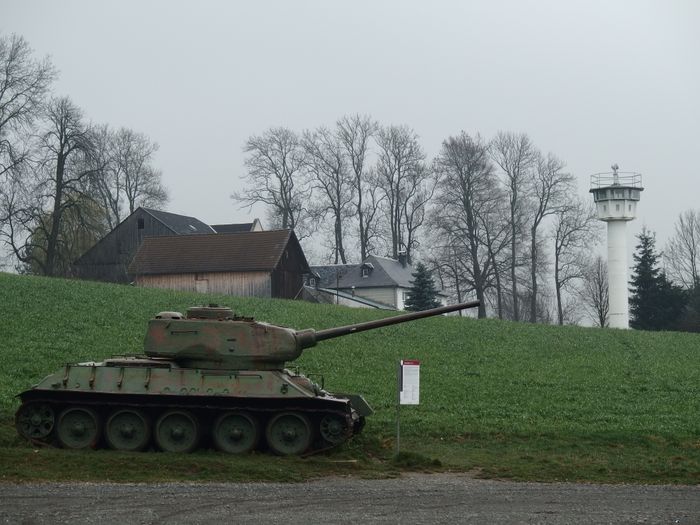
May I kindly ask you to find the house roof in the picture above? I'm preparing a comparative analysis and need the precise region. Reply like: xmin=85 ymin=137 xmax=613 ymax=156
xmin=143 ymin=208 xmax=215 ymax=235
xmin=210 ymin=218 xmax=262 ymax=233
xmin=312 ymin=255 xmax=416 ymax=289
xmin=129 ymin=230 xmax=308 ymax=275
xmin=210 ymin=223 xmax=255 ymax=233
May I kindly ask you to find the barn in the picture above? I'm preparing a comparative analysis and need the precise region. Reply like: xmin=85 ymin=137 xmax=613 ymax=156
xmin=128 ymin=230 xmax=309 ymax=299
xmin=72 ymin=207 xmax=262 ymax=283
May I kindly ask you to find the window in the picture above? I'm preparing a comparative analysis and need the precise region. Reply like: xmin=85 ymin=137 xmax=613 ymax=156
xmin=361 ymin=268 xmax=369 ymax=278
xmin=137 ymin=218 xmax=144 ymax=229
xmin=309 ymin=277 xmax=316 ymax=286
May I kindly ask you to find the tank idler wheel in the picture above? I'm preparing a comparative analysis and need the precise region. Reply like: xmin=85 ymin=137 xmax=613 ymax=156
xmin=265 ymin=412 xmax=312 ymax=456
xmin=319 ymin=414 xmax=348 ymax=445
xmin=155 ymin=410 xmax=199 ymax=453
xmin=16 ymin=402 xmax=55 ymax=441
xmin=213 ymin=412 xmax=259 ymax=454
xmin=106 ymin=409 xmax=151 ymax=452
xmin=56 ymin=407 xmax=101 ymax=449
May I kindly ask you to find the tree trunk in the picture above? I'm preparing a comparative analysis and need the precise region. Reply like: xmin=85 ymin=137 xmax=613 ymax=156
xmin=511 ymin=221 xmax=519 ymax=321
xmin=530 ymin=227 xmax=538 ymax=322
xmin=358 ymin=200 xmax=366 ymax=261
xmin=334 ymin=215 xmax=346 ymax=264
xmin=45 ymin=152 xmax=66 ymax=276
xmin=554 ymin=250 xmax=563 ymax=325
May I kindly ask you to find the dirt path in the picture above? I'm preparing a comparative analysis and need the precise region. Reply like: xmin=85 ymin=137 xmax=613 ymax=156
xmin=1 ymin=474 xmax=698 ymax=524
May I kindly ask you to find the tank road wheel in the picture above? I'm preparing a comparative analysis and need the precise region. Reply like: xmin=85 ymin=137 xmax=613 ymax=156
xmin=265 ymin=412 xmax=312 ymax=456
xmin=212 ymin=412 xmax=259 ymax=454
xmin=106 ymin=409 xmax=151 ymax=452
xmin=56 ymin=407 xmax=100 ymax=449
xmin=319 ymin=414 xmax=348 ymax=446
xmin=155 ymin=410 xmax=199 ymax=453
xmin=16 ymin=402 xmax=55 ymax=441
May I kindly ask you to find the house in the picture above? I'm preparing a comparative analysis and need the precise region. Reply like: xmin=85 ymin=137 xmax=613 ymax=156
xmin=128 ymin=229 xmax=309 ymax=299
xmin=72 ymin=207 xmax=261 ymax=283
xmin=307 ymin=254 xmax=447 ymax=310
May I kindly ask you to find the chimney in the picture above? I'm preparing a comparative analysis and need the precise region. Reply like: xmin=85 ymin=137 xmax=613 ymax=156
xmin=398 ymin=250 xmax=407 ymax=268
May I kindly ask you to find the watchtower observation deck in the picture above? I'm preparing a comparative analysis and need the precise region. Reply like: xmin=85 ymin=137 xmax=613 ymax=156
xmin=589 ymin=171 xmax=643 ymax=221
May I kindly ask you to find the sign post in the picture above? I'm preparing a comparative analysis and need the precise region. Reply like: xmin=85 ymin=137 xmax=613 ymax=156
xmin=396 ymin=359 xmax=420 ymax=455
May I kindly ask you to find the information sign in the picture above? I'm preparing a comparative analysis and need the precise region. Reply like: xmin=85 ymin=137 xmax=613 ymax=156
xmin=399 ymin=359 xmax=420 ymax=405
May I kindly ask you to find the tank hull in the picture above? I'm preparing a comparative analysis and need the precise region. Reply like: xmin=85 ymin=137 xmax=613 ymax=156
xmin=16 ymin=357 xmax=371 ymax=455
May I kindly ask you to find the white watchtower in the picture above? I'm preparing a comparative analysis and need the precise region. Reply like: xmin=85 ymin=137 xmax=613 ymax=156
xmin=589 ymin=165 xmax=643 ymax=329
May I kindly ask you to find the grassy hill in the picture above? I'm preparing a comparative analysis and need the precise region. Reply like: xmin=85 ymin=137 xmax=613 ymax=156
xmin=1 ymin=272 xmax=699 ymax=483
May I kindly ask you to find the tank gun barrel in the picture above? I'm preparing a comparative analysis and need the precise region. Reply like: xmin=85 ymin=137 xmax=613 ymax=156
xmin=301 ymin=300 xmax=480 ymax=347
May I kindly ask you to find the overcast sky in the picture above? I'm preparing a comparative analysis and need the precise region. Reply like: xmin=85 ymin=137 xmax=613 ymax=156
xmin=3 ymin=0 xmax=699 ymax=257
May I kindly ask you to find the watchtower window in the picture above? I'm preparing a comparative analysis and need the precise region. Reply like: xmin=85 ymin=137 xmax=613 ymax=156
xmin=137 ymin=218 xmax=145 ymax=229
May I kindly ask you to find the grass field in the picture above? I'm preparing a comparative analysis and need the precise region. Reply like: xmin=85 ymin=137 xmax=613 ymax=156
xmin=1 ymin=272 xmax=700 ymax=484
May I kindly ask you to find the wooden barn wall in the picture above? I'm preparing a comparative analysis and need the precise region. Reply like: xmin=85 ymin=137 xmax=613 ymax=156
xmin=73 ymin=210 xmax=173 ymax=283
xmin=136 ymin=271 xmax=272 ymax=297
xmin=271 ymin=239 xmax=307 ymax=299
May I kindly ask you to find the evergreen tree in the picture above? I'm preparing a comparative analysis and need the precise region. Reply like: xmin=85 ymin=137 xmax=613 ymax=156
xmin=677 ymin=280 xmax=700 ymax=332
xmin=629 ymin=229 xmax=686 ymax=330
xmin=405 ymin=262 xmax=442 ymax=311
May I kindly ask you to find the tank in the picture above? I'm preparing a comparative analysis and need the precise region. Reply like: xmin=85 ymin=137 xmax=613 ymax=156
xmin=15 ymin=300 xmax=479 ymax=455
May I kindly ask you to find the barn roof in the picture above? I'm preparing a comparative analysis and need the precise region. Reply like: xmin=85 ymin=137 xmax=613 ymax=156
xmin=143 ymin=208 xmax=215 ymax=234
xmin=128 ymin=230 xmax=309 ymax=275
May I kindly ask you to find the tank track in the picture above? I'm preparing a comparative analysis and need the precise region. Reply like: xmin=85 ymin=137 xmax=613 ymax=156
xmin=16 ymin=390 xmax=363 ymax=455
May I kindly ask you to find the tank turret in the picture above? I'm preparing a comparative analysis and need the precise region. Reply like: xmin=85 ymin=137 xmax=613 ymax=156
xmin=144 ymin=301 xmax=481 ymax=370
xmin=16 ymin=301 xmax=480 ymax=455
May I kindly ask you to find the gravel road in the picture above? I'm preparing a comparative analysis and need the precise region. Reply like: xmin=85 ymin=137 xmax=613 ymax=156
xmin=1 ymin=474 xmax=698 ymax=524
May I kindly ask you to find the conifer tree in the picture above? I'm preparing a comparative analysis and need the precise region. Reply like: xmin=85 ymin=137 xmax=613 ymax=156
xmin=629 ymin=229 xmax=686 ymax=330
xmin=677 ymin=280 xmax=700 ymax=332
xmin=405 ymin=262 xmax=442 ymax=311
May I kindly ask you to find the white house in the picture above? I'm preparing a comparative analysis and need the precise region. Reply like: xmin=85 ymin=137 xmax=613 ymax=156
xmin=308 ymin=254 xmax=447 ymax=310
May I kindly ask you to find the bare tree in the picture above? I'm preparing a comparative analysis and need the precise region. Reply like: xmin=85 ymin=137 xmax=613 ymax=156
xmin=89 ymin=124 xmax=121 ymax=229
xmin=90 ymin=126 xmax=167 ymax=229
xmin=552 ymin=199 xmax=599 ymax=325
xmin=337 ymin=114 xmax=380 ymax=261
xmin=114 ymin=128 xmax=167 ymax=215
xmin=481 ymin=198 xmax=512 ymax=319
xmin=490 ymin=131 xmax=537 ymax=321
xmin=527 ymin=152 xmax=574 ymax=322
xmin=2 ymin=97 xmax=100 ymax=276
xmin=425 ymin=244 xmax=469 ymax=311
xmin=579 ymin=255 xmax=609 ymax=327
xmin=0 ymin=34 xmax=55 ymax=180
xmin=375 ymin=124 xmax=432 ymax=262
xmin=665 ymin=209 xmax=700 ymax=289
xmin=302 ymin=126 xmax=354 ymax=264
xmin=432 ymin=132 xmax=497 ymax=318
xmin=235 ymin=127 xmax=312 ymax=236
